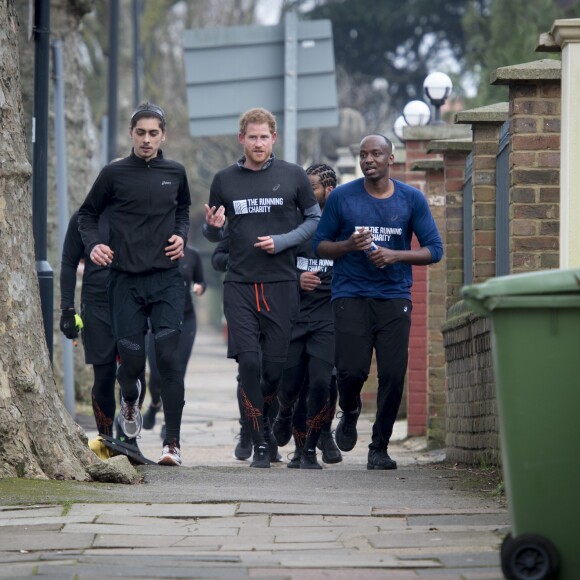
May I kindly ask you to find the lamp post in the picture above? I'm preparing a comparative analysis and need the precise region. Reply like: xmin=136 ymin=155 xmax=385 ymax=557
xmin=423 ymin=71 xmax=453 ymax=124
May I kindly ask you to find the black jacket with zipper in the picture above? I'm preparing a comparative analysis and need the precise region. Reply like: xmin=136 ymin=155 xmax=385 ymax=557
xmin=79 ymin=150 xmax=190 ymax=274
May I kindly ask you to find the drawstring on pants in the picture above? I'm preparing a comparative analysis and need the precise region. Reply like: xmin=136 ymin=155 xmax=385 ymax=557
xmin=253 ymin=283 xmax=271 ymax=312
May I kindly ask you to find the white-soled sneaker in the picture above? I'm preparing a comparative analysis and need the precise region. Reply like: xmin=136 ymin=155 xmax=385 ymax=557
xmin=119 ymin=379 xmax=143 ymax=438
xmin=158 ymin=440 xmax=182 ymax=466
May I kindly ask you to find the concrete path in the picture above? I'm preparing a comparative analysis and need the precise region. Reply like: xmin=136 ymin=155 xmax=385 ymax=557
xmin=0 ymin=326 xmax=508 ymax=579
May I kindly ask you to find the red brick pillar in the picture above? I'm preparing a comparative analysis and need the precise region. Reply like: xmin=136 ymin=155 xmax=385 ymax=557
xmin=491 ymin=60 xmax=561 ymax=271
xmin=401 ymin=125 xmax=471 ymax=437
xmin=455 ymin=104 xmax=509 ymax=283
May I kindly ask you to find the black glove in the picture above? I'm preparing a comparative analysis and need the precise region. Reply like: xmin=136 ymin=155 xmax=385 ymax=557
xmin=60 ymin=308 xmax=79 ymax=340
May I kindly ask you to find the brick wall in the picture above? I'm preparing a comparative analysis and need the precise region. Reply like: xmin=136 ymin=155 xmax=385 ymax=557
xmin=442 ymin=304 xmax=500 ymax=466
xmin=508 ymin=81 xmax=561 ymax=271
xmin=442 ymin=61 xmax=562 ymax=466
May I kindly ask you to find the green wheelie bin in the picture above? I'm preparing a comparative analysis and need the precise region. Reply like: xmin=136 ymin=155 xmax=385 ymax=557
xmin=462 ymin=268 xmax=580 ymax=580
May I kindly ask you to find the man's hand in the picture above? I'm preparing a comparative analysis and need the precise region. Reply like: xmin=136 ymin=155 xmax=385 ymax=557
xmin=89 ymin=244 xmax=114 ymax=266
xmin=60 ymin=308 xmax=79 ymax=340
xmin=193 ymin=283 xmax=204 ymax=296
xmin=366 ymin=246 xmax=390 ymax=268
xmin=300 ymin=271 xmax=321 ymax=291
xmin=255 ymin=236 xmax=275 ymax=254
xmin=204 ymin=204 xmax=225 ymax=228
xmin=165 ymin=235 xmax=184 ymax=260
xmin=351 ymin=228 xmax=374 ymax=252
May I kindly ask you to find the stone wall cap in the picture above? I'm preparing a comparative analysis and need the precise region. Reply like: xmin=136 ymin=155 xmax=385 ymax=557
xmin=410 ymin=159 xmax=444 ymax=172
xmin=551 ymin=18 xmax=580 ymax=47
xmin=427 ymin=138 xmax=473 ymax=153
xmin=403 ymin=124 xmax=471 ymax=141
xmin=454 ymin=103 xmax=509 ymax=124
xmin=490 ymin=58 xmax=561 ymax=85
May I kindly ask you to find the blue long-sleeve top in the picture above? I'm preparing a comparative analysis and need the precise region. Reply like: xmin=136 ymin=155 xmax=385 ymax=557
xmin=313 ymin=177 xmax=443 ymax=301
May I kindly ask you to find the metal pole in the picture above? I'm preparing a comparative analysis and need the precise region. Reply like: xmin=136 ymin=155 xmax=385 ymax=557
xmin=283 ymin=11 xmax=298 ymax=164
xmin=101 ymin=115 xmax=109 ymax=167
xmin=32 ymin=0 xmax=54 ymax=362
xmin=107 ymin=0 xmax=120 ymax=161
xmin=132 ymin=0 xmax=142 ymax=108
xmin=52 ymin=39 xmax=75 ymax=415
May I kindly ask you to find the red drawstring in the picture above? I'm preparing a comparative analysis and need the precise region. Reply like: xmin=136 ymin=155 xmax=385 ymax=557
xmin=253 ymin=283 xmax=271 ymax=312
xmin=260 ymin=283 xmax=271 ymax=312
xmin=254 ymin=283 xmax=261 ymax=312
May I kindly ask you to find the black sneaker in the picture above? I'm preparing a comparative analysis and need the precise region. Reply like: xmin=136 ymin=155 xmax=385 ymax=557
xmin=234 ymin=421 xmax=252 ymax=460
xmin=367 ymin=448 xmax=397 ymax=470
xmin=317 ymin=431 xmax=343 ymax=464
xmin=272 ymin=412 xmax=293 ymax=446
xmin=263 ymin=418 xmax=279 ymax=462
xmin=287 ymin=447 xmax=302 ymax=469
xmin=250 ymin=444 xmax=271 ymax=468
xmin=335 ymin=408 xmax=360 ymax=452
xmin=300 ymin=449 xmax=323 ymax=470
xmin=142 ymin=403 xmax=161 ymax=430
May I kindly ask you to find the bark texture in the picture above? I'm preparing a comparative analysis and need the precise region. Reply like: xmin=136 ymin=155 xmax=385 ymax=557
xmin=0 ymin=0 xmax=95 ymax=480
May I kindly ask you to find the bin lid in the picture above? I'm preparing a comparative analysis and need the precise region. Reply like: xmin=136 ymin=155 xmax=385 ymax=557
xmin=461 ymin=268 xmax=580 ymax=315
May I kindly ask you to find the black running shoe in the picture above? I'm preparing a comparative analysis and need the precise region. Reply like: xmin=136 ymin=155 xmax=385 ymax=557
xmin=263 ymin=418 xmax=279 ymax=462
xmin=367 ymin=448 xmax=397 ymax=470
xmin=272 ymin=412 xmax=293 ymax=446
xmin=335 ymin=408 xmax=360 ymax=452
xmin=287 ymin=447 xmax=302 ymax=469
xmin=300 ymin=449 xmax=323 ymax=470
xmin=250 ymin=444 xmax=271 ymax=468
xmin=234 ymin=420 xmax=253 ymax=460
xmin=142 ymin=403 xmax=161 ymax=430
xmin=317 ymin=431 xmax=343 ymax=464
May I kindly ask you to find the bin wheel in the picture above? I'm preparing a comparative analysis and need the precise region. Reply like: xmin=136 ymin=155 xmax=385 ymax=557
xmin=501 ymin=533 xmax=559 ymax=580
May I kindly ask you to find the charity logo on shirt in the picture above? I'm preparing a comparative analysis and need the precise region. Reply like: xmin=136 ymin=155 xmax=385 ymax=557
xmin=233 ymin=197 xmax=284 ymax=214
xmin=297 ymin=256 xmax=333 ymax=272
xmin=355 ymin=225 xmax=402 ymax=242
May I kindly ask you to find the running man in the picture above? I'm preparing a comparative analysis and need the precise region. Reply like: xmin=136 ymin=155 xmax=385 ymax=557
xmin=203 ymin=107 xmax=321 ymax=468
xmin=313 ymin=133 xmax=443 ymax=470
xmin=79 ymin=102 xmax=191 ymax=466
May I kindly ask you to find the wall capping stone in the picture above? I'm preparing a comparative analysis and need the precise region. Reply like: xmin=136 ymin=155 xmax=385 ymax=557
xmin=490 ymin=58 xmax=561 ymax=85
xmin=454 ymin=102 xmax=509 ymax=125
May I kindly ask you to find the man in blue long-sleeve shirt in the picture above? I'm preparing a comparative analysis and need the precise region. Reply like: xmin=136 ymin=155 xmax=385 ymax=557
xmin=313 ymin=133 xmax=443 ymax=470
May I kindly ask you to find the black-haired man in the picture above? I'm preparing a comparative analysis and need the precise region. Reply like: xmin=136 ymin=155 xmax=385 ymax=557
xmin=79 ymin=102 xmax=191 ymax=466
xmin=314 ymin=134 xmax=443 ymax=470
xmin=273 ymin=164 xmax=342 ymax=469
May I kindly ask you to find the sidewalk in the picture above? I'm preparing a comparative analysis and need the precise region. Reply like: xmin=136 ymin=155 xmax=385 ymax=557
xmin=0 ymin=326 xmax=508 ymax=579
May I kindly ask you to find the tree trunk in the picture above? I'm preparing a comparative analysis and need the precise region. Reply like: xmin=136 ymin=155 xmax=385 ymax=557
xmin=0 ymin=0 xmax=95 ymax=480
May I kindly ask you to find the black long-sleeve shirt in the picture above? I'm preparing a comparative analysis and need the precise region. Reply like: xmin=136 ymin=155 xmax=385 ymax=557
xmin=181 ymin=246 xmax=206 ymax=315
xmin=78 ymin=150 xmax=190 ymax=274
xmin=203 ymin=157 xmax=320 ymax=283
xmin=60 ymin=210 xmax=110 ymax=308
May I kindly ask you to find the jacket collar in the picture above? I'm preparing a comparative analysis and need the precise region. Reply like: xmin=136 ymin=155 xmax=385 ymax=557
xmin=237 ymin=153 xmax=275 ymax=171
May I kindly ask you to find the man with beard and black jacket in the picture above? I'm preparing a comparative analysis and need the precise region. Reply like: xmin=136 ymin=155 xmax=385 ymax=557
xmin=203 ymin=107 xmax=320 ymax=469
xmin=79 ymin=102 xmax=191 ymax=466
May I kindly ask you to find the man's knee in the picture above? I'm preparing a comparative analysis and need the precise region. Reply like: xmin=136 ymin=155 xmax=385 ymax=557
xmin=117 ymin=335 xmax=146 ymax=379
xmin=237 ymin=351 xmax=260 ymax=377
xmin=154 ymin=328 xmax=180 ymax=371
xmin=337 ymin=365 xmax=369 ymax=385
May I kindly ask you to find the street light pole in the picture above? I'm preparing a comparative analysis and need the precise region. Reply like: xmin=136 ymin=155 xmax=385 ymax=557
xmin=32 ymin=0 xmax=53 ymax=362
xmin=423 ymin=72 xmax=453 ymax=124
